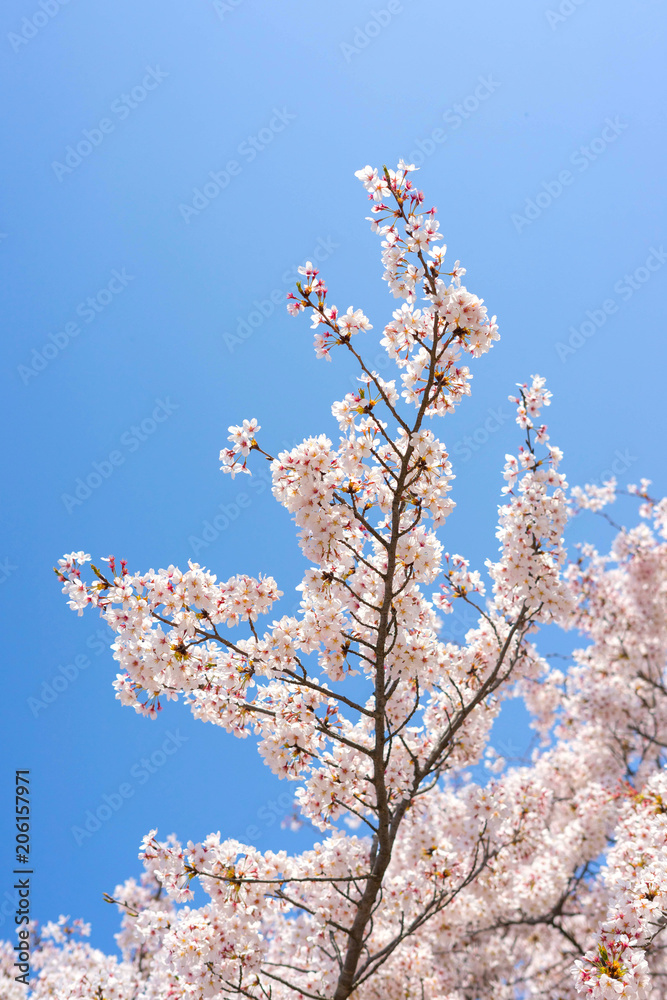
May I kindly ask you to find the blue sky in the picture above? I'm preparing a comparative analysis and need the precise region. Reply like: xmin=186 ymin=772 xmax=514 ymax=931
xmin=1 ymin=0 xmax=665 ymax=953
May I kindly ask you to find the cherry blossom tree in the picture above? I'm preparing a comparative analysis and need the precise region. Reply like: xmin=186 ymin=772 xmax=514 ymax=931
xmin=6 ymin=163 xmax=667 ymax=999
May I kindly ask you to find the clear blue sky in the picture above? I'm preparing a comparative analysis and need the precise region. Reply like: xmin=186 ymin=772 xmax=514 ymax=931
xmin=1 ymin=0 xmax=665 ymax=953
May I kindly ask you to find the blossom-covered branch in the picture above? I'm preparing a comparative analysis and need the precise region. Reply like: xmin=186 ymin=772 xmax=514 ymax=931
xmin=8 ymin=164 xmax=667 ymax=1000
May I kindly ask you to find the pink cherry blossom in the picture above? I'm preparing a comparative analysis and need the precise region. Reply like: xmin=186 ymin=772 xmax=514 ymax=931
xmin=11 ymin=163 xmax=666 ymax=1000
